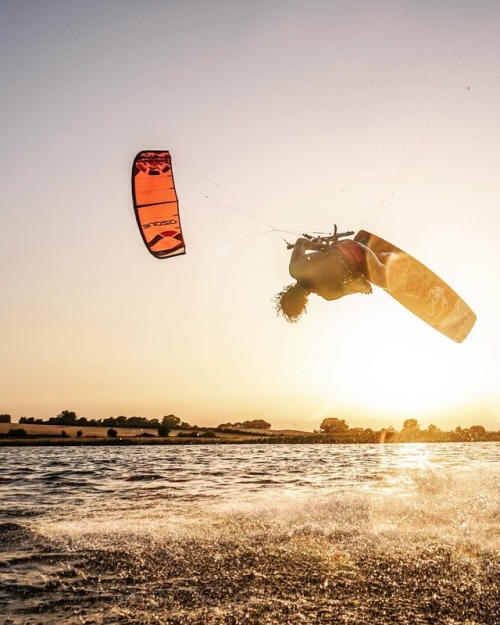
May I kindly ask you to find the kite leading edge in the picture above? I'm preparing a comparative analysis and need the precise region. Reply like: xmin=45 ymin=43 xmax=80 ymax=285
xmin=132 ymin=150 xmax=185 ymax=259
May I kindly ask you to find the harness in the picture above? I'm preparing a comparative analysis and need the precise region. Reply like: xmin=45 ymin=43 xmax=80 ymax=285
xmin=329 ymin=240 xmax=366 ymax=284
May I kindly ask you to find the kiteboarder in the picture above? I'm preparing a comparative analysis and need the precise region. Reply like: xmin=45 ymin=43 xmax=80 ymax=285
xmin=274 ymin=229 xmax=389 ymax=323
xmin=275 ymin=226 xmax=476 ymax=343
xmin=275 ymin=226 xmax=394 ymax=323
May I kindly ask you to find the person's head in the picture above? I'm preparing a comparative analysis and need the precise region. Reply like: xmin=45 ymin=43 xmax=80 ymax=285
xmin=274 ymin=283 xmax=310 ymax=323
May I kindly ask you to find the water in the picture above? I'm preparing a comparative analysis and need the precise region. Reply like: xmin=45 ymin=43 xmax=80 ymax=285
xmin=0 ymin=443 xmax=498 ymax=624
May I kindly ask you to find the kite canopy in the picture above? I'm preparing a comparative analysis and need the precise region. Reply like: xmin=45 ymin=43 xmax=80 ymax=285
xmin=132 ymin=150 xmax=185 ymax=258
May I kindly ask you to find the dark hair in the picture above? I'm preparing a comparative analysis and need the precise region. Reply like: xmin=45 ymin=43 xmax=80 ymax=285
xmin=274 ymin=283 xmax=310 ymax=323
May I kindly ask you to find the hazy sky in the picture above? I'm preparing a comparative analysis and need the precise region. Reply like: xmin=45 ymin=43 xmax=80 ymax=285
xmin=1 ymin=0 xmax=499 ymax=431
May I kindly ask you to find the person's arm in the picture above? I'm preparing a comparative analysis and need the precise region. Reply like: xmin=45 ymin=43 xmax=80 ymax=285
xmin=288 ymin=237 xmax=327 ymax=284
xmin=289 ymin=237 xmax=323 ymax=262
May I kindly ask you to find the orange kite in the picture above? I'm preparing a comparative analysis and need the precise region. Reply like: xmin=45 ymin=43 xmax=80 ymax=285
xmin=132 ymin=150 xmax=185 ymax=259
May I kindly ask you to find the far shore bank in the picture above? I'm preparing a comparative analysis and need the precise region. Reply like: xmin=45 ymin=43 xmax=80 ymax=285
xmin=1 ymin=422 xmax=499 ymax=446
xmin=1 ymin=435 xmax=499 ymax=447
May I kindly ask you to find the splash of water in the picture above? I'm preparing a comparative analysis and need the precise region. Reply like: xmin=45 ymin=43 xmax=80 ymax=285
xmin=1 ymin=444 xmax=498 ymax=623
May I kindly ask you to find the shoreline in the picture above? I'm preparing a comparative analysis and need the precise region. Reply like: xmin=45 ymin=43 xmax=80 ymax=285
xmin=1 ymin=435 xmax=499 ymax=447
xmin=2 ymin=422 xmax=499 ymax=446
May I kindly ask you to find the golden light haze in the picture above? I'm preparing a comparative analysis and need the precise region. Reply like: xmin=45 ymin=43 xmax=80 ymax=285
xmin=1 ymin=1 xmax=499 ymax=432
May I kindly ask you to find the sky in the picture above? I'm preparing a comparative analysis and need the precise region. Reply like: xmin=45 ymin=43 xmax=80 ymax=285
xmin=1 ymin=0 xmax=499 ymax=432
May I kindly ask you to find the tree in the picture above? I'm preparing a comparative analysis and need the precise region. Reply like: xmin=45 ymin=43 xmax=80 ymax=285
xmin=126 ymin=416 xmax=149 ymax=429
xmin=157 ymin=424 xmax=170 ymax=437
xmin=319 ymin=418 xmax=349 ymax=433
xmin=7 ymin=428 xmax=27 ymax=438
xmin=107 ymin=428 xmax=118 ymax=438
xmin=0 ymin=414 xmax=11 ymax=423
xmin=49 ymin=410 xmax=77 ymax=425
xmin=469 ymin=425 xmax=486 ymax=440
xmin=242 ymin=420 xmax=271 ymax=430
xmin=76 ymin=430 xmax=83 ymax=438
xmin=400 ymin=418 xmax=421 ymax=441
xmin=162 ymin=414 xmax=181 ymax=428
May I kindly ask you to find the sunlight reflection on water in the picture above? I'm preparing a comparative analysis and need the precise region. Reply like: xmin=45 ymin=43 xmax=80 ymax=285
xmin=1 ymin=442 xmax=496 ymax=545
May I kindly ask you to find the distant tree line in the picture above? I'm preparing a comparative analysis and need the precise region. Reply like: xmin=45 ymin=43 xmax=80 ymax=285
xmin=217 ymin=420 xmax=271 ymax=430
xmin=17 ymin=411 xmax=193 ymax=430
xmin=4 ymin=410 xmax=498 ymax=443
xmin=11 ymin=412 xmax=273 ymax=436
xmin=380 ymin=419 xmax=496 ymax=443
xmin=318 ymin=417 xmax=498 ymax=442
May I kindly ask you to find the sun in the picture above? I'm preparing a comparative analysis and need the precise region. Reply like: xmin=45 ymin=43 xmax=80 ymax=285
xmin=302 ymin=302 xmax=482 ymax=426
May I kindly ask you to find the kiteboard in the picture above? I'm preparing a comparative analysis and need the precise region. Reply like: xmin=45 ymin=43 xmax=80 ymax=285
xmin=354 ymin=230 xmax=476 ymax=343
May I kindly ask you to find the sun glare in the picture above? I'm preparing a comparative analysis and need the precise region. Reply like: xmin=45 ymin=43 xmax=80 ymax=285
xmin=386 ymin=443 xmax=432 ymax=470
xmin=303 ymin=305 xmax=483 ymax=426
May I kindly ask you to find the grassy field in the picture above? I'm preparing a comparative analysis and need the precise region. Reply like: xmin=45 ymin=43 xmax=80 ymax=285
xmin=0 ymin=422 xmax=159 ymax=438
xmin=0 ymin=422 xmax=295 ymax=442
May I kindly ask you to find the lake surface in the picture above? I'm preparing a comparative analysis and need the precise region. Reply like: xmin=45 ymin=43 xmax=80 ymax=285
xmin=0 ymin=442 xmax=498 ymax=624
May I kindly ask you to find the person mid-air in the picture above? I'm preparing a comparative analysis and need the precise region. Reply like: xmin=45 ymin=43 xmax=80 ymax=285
xmin=274 ymin=226 xmax=476 ymax=343
xmin=275 ymin=228 xmax=387 ymax=323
